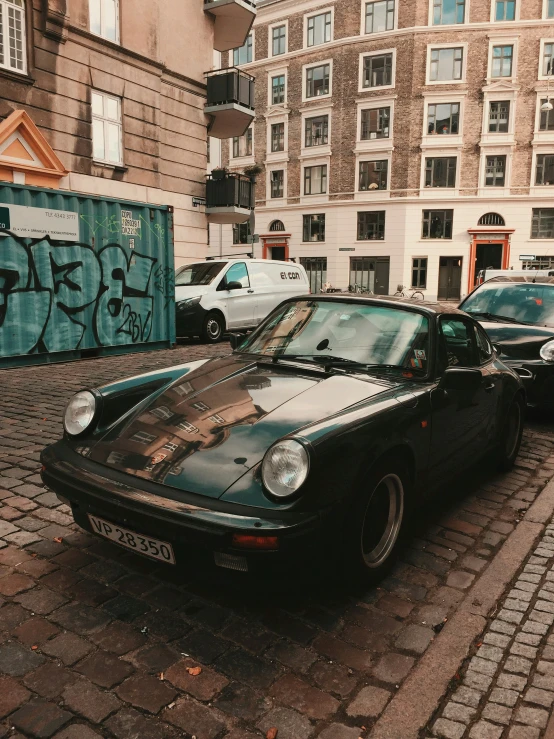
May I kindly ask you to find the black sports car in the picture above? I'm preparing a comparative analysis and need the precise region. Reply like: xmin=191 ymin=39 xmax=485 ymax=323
xmin=41 ymin=296 xmax=524 ymax=582
xmin=460 ymin=276 xmax=554 ymax=410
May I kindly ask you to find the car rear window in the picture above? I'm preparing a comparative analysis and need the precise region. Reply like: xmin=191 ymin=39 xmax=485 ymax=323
xmin=463 ymin=283 xmax=554 ymax=326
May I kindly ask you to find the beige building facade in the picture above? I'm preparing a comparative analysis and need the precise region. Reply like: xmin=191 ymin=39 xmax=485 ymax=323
xmin=214 ymin=0 xmax=554 ymax=300
xmin=0 ymin=0 xmax=255 ymax=266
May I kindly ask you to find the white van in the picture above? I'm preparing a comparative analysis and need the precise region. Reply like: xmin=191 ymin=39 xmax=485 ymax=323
xmin=174 ymin=258 xmax=310 ymax=343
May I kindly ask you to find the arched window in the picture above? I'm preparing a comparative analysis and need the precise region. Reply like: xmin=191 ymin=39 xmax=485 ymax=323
xmin=478 ymin=213 xmax=506 ymax=227
xmin=1 ymin=0 xmax=26 ymax=73
xmin=269 ymin=220 xmax=286 ymax=232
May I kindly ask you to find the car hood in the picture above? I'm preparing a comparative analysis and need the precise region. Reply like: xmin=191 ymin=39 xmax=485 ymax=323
xmin=86 ymin=356 xmax=400 ymax=498
xmin=479 ymin=321 xmax=554 ymax=360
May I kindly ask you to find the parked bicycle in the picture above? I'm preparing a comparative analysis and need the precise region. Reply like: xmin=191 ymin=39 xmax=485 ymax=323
xmin=348 ymin=284 xmax=374 ymax=295
xmin=394 ymin=284 xmax=425 ymax=300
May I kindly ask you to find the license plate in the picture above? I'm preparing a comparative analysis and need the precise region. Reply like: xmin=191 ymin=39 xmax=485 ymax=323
xmin=88 ymin=514 xmax=176 ymax=564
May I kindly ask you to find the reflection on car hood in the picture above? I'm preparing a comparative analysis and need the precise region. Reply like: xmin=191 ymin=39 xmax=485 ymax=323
xmin=479 ymin=321 xmax=554 ymax=360
xmin=86 ymin=355 xmax=398 ymax=498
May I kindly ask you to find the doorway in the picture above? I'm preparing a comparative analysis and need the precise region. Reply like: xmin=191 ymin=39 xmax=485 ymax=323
xmin=474 ymin=243 xmax=503 ymax=285
xmin=349 ymin=257 xmax=390 ymax=295
xmin=438 ymin=257 xmax=463 ymax=301
xmin=300 ymin=257 xmax=327 ymax=293
xmin=269 ymin=246 xmax=286 ymax=261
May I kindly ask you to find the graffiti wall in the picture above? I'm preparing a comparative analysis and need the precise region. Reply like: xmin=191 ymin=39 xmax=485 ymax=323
xmin=0 ymin=187 xmax=175 ymax=362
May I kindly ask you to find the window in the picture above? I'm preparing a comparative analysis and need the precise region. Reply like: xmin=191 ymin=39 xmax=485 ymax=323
xmin=89 ymin=0 xmax=118 ymax=42
xmin=307 ymin=12 xmax=331 ymax=46
xmin=271 ymin=75 xmax=285 ymax=105
xmin=163 ymin=442 xmax=179 ymax=453
xmin=222 ymin=262 xmax=250 ymax=288
xmin=271 ymin=122 xmax=285 ymax=152
xmin=306 ymin=64 xmax=330 ymax=98
xmin=363 ymin=53 xmax=393 ymax=88
xmin=173 ymin=382 xmax=193 ymax=396
xmin=491 ymin=45 xmax=513 ymax=78
xmin=495 ymin=0 xmax=515 ymax=20
xmin=412 ymin=258 xmax=428 ymax=288
xmin=192 ymin=401 xmax=210 ymax=412
xmin=474 ymin=326 xmax=493 ymax=364
xmin=303 ymin=214 xmax=326 ymax=242
xmin=232 ymin=222 xmax=251 ymax=244
xmin=131 ymin=431 xmax=157 ymax=444
xmin=543 ymin=43 xmax=554 ymax=76
xmin=359 ymin=160 xmax=388 ymax=190
xmin=536 ymin=154 xmax=554 ymax=185
xmin=0 ymin=0 xmax=26 ymax=73
xmin=365 ymin=0 xmax=395 ymax=33
xmin=304 ymin=165 xmax=328 ymax=194
xmin=149 ymin=406 xmax=173 ymax=420
xmin=422 ymin=209 xmax=453 ymax=238
xmin=233 ymin=33 xmax=252 ymax=65
xmin=357 ymin=211 xmax=386 ymax=240
xmin=532 ymin=209 xmax=554 ymax=238
xmin=270 ymin=170 xmax=284 ymax=198
xmin=427 ymin=103 xmax=460 ymax=134
xmin=270 ymin=219 xmax=285 ymax=231
xmin=232 ymin=128 xmax=252 ymax=158
xmin=540 ymin=100 xmax=554 ymax=131
xmin=548 ymin=0 xmax=554 ymax=17
xmin=429 ymin=47 xmax=464 ymax=82
xmin=272 ymin=24 xmax=286 ymax=56
xmin=177 ymin=421 xmax=199 ymax=434
xmin=521 ymin=256 xmax=554 ymax=269
xmin=478 ymin=212 xmax=505 ymax=226
xmin=305 ymin=115 xmax=329 ymax=147
xmin=92 ymin=91 xmax=123 ymax=165
xmin=489 ymin=101 xmax=510 ymax=132
xmin=361 ymin=107 xmax=391 ymax=139
xmin=300 ymin=257 xmax=328 ymax=294
xmin=433 ymin=0 xmax=465 ymax=24
xmin=439 ymin=318 xmax=478 ymax=370
xmin=424 ymin=157 xmax=457 ymax=188
xmin=209 ymin=414 xmax=226 ymax=425
xmin=485 ymin=155 xmax=506 ymax=186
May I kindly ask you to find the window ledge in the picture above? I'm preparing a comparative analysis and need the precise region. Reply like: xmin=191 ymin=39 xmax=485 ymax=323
xmin=93 ymin=161 xmax=128 ymax=172
xmin=0 ymin=68 xmax=34 ymax=85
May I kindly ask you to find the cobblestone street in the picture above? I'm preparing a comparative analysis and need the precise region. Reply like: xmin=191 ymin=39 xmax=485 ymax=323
xmin=2 ymin=344 xmax=554 ymax=739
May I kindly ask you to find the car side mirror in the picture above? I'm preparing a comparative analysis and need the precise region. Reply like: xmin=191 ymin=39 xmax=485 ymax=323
xmin=226 ymin=281 xmax=243 ymax=291
xmin=439 ymin=367 xmax=482 ymax=393
xmin=229 ymin=332 xmax=247 ymax=350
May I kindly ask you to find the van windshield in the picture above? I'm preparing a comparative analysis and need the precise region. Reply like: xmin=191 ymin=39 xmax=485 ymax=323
xmin=175 ymin=262 xmax=225 ymax=287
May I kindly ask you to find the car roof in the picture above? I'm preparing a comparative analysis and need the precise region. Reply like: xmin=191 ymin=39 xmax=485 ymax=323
xmin=485 ymin=276 xmax=554 ymax=285
xmin=293 ymin=294 xmax=467 ymax=316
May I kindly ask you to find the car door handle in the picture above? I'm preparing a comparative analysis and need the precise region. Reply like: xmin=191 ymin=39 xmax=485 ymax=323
xmin=247 ymin=289 xmax=254 ymax=294
xmin=484 ymin=382 xmax=496 ymax=393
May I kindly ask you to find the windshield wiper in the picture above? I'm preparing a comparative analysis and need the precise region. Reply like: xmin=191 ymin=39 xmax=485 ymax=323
xmin=272 ymin=355 xmax=410 ymax=372
xmin=467 ymin=311 xmax=529 ymax=325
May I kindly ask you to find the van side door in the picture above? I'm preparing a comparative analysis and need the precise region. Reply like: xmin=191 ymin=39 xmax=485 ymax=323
xmin=217 ymin=262 xmax=256 ymax=329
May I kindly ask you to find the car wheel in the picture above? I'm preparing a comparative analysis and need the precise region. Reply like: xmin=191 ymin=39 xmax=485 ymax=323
xmin=497 ymin=394 xmax=524 ymax=471
xmin=342 ymin=458 xmax=409 ymax=584
xmin=202 ymin=312 xmax=224 ymax=344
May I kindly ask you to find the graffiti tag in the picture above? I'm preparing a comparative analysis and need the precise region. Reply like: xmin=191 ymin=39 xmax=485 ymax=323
xmin=0 ymin=231 xmax=162 ymax=358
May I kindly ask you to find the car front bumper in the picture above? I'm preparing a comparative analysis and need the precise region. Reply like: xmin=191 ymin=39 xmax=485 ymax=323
xmin=175 ymin=302 xmax=208 ymax=338
xmin=502 ymin=359 xmax=554 ymax=410
xmin=40 ymin=442 xmax=332 ymax=578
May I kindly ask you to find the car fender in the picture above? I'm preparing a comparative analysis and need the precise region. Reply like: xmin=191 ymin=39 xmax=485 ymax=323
xmin=200 ymin=293 xmax=229 ymax=326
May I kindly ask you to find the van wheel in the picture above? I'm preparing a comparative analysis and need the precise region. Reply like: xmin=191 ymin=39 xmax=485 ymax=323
xmin=202 ymin=312 xmax=224 ymax=344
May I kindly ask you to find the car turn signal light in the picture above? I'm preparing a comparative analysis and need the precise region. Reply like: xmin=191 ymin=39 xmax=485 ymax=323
xmin=232 ymin=534 xmax=279 ymax=550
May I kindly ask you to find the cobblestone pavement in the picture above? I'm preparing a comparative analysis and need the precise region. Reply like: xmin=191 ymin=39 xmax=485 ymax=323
xmin=425 ymin=519 xmax=554 ymax=739
xmin=1 ymin=344 xmax=554 ymax=739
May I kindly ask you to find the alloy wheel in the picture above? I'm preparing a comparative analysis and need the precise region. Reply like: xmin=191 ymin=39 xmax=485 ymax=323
xmin=360 ymin=473 xmax=404 ymax=569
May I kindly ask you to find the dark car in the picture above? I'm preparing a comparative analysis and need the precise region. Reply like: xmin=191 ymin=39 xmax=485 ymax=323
xmin=41 ymin=296 xmax=524 ymax=583
xmin=460 ymin=276 xmax=554 ymax=410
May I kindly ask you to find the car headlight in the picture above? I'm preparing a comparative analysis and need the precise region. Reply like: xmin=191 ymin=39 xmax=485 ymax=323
xmin=540 ymin=340 xmax=554 ymax=363
xmin=177 ymin=296 xmax=201 ymax=310
xmin=262 ymin=439 xmax=310 ymax=499
xmin=64 ymin=391 xmax=97 ymax=436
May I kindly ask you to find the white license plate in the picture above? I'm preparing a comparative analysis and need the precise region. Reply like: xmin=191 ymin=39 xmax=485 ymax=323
xmin=88 ymin=514 xmax=176 ymax=564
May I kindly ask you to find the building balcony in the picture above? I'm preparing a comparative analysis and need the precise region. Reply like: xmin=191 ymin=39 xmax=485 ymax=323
xmin=206 ymin=172 xmax=254 ymax=224
xmin=204 ymin=0 xmax=256 ymax=53
xmin=205 ymin=68 xmax=255 ymax=139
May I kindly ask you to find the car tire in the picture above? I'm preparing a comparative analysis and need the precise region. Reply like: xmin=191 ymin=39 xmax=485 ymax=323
xmin=341 ymin=457 xmax=410 ymax=585
xmin=202 ymin=312 xmax=224 ymax=344
xmin=497 ymin=393 xmax=525 ymax=471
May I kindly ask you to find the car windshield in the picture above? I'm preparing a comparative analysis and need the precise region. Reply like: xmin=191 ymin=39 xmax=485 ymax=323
xmin=175 ymin=262 xmax=225 ymax=287
xmin=462 ymin=282 xmax=554 ymax=327
xmin=238 ymin=300 xmax=430 ymax=372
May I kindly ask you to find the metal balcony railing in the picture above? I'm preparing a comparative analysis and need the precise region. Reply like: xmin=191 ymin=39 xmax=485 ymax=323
xmin=206 ymin=68 xmax=255 ymax=111
xmin=206 ymin=173 xmax=254 ymax=211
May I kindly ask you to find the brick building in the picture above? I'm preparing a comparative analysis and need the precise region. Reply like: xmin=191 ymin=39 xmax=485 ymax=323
xmin=0 ymin=0 xmax=255 ymax=266
xmin=213 ymin=0 xmax=554 ymax=300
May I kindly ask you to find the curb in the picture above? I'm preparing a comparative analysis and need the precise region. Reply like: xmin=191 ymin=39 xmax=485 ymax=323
xmin=370 ymin=475 xmax=554 ymax=739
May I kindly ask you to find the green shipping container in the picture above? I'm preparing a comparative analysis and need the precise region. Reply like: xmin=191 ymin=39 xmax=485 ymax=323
xmin=0 ymin=182 xmax=175 ymax=367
